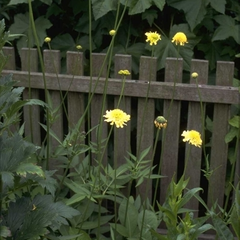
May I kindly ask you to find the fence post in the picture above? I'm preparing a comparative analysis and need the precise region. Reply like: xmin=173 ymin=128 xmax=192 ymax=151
xmin=137 ymin=56 xmax=157 ymax=201
xmin=160 ymin=58 xmax=183 ymax=205
xmin=207 ymin=61 xmax=234 ymax=208
xmin=20 ymin=48 xmax=41 ymax=146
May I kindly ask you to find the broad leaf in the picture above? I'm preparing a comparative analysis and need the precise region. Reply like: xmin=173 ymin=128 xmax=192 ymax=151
xmin=128 ymin=0 xmax=152 ymax=15
xmin=92 ymin=0 xmax=118 ymax=20
xmin=167 ymin=0 xmax=207 ymax=31
xmin=118 ymin=198 xmax=138 ymax=237
xmin=229 ymin=116 xmax=240 ymax=128
xmin=212 ymin=215 xmax=234 ymax=240
xmin=9 ymin=13 xmax=52 ymax=51
xmin=16 ymin=163 xmax=44 ymax=178
xmin=0 ymin=132 xmax=37 ymax=173
xmin=212 ymin=15 xmax=240 ymax=44
xmin=152 ymin=0 xmax=165 ymax=11
xmin=208 ymin=0 xmax=226 ymax=14
xmin=148 ymin=24 xmax=197 ymax=71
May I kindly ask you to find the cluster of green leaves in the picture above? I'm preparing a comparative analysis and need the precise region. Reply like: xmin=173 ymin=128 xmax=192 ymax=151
xmin=0 ymin=20 xmax=81 ymax=240
xmin=0 ymin=0 xmax=239 ymax=75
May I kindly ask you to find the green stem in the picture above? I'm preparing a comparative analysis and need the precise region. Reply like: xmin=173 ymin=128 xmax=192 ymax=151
xmin=183 ymin=144 xmax=191 ymax=177
xmin=223 ymin=124 xmax=240 ymax=214
xmin=28 ymin=0 xmax=50 ymax=170
xmin=136 ymin=49 xmax=155 ymax=159
xmin=153 ymin=46 xmax=180 ymax=206
xmin=140 ymin=128 xmax=160 ymax=239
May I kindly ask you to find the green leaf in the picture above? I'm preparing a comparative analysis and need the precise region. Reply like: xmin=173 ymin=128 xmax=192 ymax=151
xmin=212 ymin=215 xmax=234 ymax=240
xmin=212 ymin=15 xmax=240 ymax=44
xmin=142 ymin=9 xmax=158 ymax=26
xmin=0 ymin=226 xmax=11 ymax=237
xmin=1 ymin=171 xmax=14 ymax=188
xmin=150 ymin=24 xmax=197 ymax=71
xmin=225 ymin=127 xmax=238 ymax=143
xmin=208 ymin=0 xmax=226 ymax=14
xmin=118 ymin=198 xmax=138 ymax=237
xmin=152 ymin=0 xmax=165 ymax=11
xmin=16 ymin=163 xmax=44 ymax=178
xmin=91 ymin=0 xmax=118 ymax=20
xmin=0 ymin=132 xmax=37 ymax=173
xmin=8 ymin=0 xmax=33 ymax=5
xmin=167 ymin=0 xmax=207 ymax=31
xmin=128 ymin=0 xmax=152 ymax=15
xmin=9 ymin=13 xmax=52 ymax=51
xmin=138 ymin=209 xmax=159 ymax=230
xmin=40 ymin=0 xmax=52 ymax=4
xmin=229 ymin=116 xmax=240 ymax=128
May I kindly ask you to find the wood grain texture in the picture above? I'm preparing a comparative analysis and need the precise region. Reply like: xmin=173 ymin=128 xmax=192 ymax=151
xmin=3 ymin=71 xmax=238 ymax=104
xmin=21 ymin=48 xmax=41 ymax=146
xmin=184 ymin=59 xmax=209 ymax=214
xmin=207 ymin=61 xmax=234 ymax=208
xmin=114 ymin=54 xmax=132 ymax=168
xmin=160 ymin=58 xmax=183 ymax=205
xmin=137 ymin=56 xmax=157 ymax=201
xmin=90 ymin=53 xmax=108 ymax=166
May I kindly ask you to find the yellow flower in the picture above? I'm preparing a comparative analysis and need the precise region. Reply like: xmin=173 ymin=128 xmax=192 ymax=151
xmin=76 ymin=45 xmax=82 ymax=50
xmin=103 ymin=109 xmax=130 ymax=128
xmin=145 ymin=31 xmax=161 ymax=46
xmin=109 ymin=30 xmax=116 ymax=36
xmin=171 ymin=32 xmax=188 ymax=46
xmin=118 ymin=69 xmax=130 ymax=75
xmin=154 ymin=116 xmax=167 ymax=129
xmin=191 ymin=72 xmax=198 ymax=78
xmin=181 ymin=130 xmax=202 ymax=148
xmin=44 ymin=37 xmax=51 ymax=43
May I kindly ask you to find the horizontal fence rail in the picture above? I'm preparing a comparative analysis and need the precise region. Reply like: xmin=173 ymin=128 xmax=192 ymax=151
xmin=2 ymin=47 xmax=240 ymax=239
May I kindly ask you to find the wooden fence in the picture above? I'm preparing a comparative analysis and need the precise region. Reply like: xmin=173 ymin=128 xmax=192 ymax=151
xmin=2 ymin=47 xmax=240 ymax=238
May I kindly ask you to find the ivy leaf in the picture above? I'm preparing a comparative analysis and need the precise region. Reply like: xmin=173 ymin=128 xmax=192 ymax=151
xmin=167 ymin=0 xmax=207 ymax=31
xmin=9 ymin=13 xmax=52 ymax=52
xmin=91 ymin=0 xmax=118 ymax=20
xmin=212 ymin=15 xmax=240 ymax=44
xmin=142 ymin=9 xmax=158 ymax=26
xmin=208 ymin=0 xmax=226 ymax=14
xmin=149 ymin=24 xmax=197 ymax=71
xmin=152 ymin=0 xmax=165 ymax=11
xmin=129 ymin=0 xmax=152 ymax=15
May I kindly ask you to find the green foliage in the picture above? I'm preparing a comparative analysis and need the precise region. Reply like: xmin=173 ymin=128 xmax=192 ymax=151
xmin=1 ymin=0 xmax=238 ymax=74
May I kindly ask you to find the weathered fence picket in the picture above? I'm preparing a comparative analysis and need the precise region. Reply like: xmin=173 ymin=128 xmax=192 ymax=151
xmin=2 ymin=47 xmax=240 ymax=239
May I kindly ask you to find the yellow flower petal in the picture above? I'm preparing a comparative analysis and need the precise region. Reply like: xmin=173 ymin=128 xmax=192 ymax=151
xmin=154 ymin=116 xmax=167 ymax=129
xmin=171 ymin=32 xmax=188 ymax=46
xmin=103 ymin=109 xmax=130 ymax=128
xmin=145 ymin=31 xmax=161 ymax=46
xmin=118 ymin=69 xmax=130 ymax=75
xmin=181 ymin=130 xmax=202 ymax=148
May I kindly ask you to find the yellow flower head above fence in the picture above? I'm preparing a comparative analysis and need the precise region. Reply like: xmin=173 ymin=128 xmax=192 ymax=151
xmin=44 ymin=37 xmax=51 ymax=43
xmin=145 ymin=31 xmax=161 ymax=46
xmin=181 ymin=130 xmax=202 ymax=148
xmin=191 ymin=72 xmax=198 ymax=78
xmin=118 ymin=69 xmax=130 ymax=75
xmin=172 ymin=32 xmax=188 ymax=46
xmin=103 ymin=109 xmax=130 ymax=128
xmin=154 ymin=116 xmax=167 ymax=130
xmin=109 ymin=30 xmax=116 ymax=36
